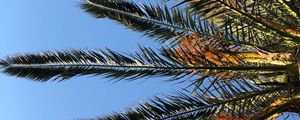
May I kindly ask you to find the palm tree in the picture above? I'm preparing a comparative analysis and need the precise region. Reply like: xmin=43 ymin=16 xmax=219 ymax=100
xmin=1 ymin=0 xmax=300 ymax=119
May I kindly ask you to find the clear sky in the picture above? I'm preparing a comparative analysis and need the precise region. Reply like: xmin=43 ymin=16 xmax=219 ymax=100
xmin=0 ymin=0 xmax=186 ymax=120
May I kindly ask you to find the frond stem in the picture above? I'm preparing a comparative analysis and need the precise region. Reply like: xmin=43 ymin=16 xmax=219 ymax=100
xmin=6 ymin=63 xmax=294 ymax=71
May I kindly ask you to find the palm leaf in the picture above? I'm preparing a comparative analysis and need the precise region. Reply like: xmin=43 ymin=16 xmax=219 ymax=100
xmin=258 ymin=95 xmax=300 ymax=119
xmin=94 ymin=86 xmax=286 ymax=120
xmin=81 ymin=0 xmax=263 ymax=47
xmin=81 ymin=0 xmax=202 ymax=44
xmin=0 ymin=47 xmax=183 ymax=82
xmin=177 ymin=0 xmax=300 ymax=51
xmin=0 ymin=44 xmax=292 ymax=83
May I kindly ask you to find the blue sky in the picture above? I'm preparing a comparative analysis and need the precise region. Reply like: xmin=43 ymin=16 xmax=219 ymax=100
xmin=0 ymin=0 xmax=186 ymax=120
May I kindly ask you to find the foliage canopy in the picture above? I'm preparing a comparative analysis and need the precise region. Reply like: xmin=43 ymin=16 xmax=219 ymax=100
xmin=2 ymin=0 xmax=300 ymax=119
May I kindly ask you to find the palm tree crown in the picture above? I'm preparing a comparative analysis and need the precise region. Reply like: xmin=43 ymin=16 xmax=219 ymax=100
xmin=2 ymin=0 xmax=300 ymax=119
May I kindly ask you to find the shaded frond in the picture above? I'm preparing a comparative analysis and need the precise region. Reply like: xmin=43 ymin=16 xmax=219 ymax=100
xmin=176 ymin=0 xmax=300 ymax=51
xmin=258 ymin=95 xmax=300 ymax=119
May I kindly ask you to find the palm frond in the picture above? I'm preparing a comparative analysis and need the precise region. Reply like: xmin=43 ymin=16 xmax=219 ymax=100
xmin=177 ymin=0 xmax=300 ymax=51
xmin=277 ymin=0 xmax=300 ymax=22
xmin=0 ymin=47 xmax=184 ymax=82
xmin=0 ymin=45 xmax=291 ymax=83
xmin=95 ymin=86 xmax=286 ymax=119
xmin=98 ymin=92 xmax=215 ymax=120
xmin=258 ymin=95 xmax=300 ymax=119
xmin=81 ymin=0 xmax=264 ymax=47
xmin=1 ymin=0 xmax=300 ymax=119
xmin=81 ymin=0 xmax=203 ymax=44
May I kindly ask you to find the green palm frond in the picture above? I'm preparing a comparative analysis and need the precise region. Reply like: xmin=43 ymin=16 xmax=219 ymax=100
xmin=0 ymin=45 xmax=292 ymax=83
xmin=81 ymin=0 xmax=261 ymax=47
xmin=184 ymin=0 xmax=300 ymax=33
xmin=0 ymin=47 xmax=183 ymax=82
xmin=0 ymin=47 xmax=190 ymax=82
xmin=280 ymin=0 xmax=300 ymax=20
xmin=178 ymin=0 xmax=300 ymax=51
xmin=95 ymin=86 xmax=286 ymax=120
xmin=81 ymin=0 xmax=202 ymax=43
xmin=98 ymin=92 xmax=216 ymax=120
